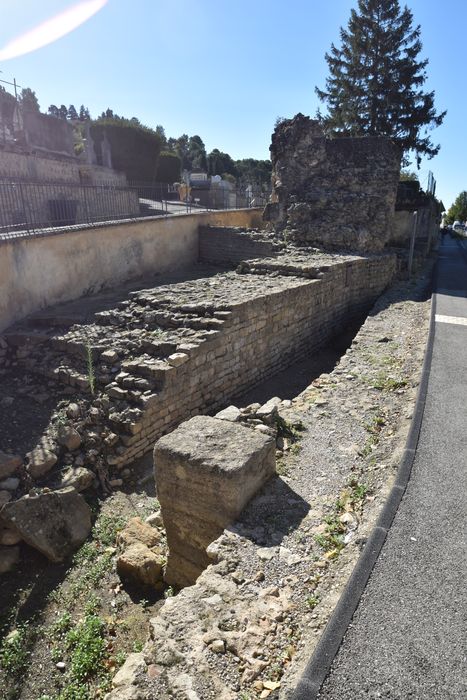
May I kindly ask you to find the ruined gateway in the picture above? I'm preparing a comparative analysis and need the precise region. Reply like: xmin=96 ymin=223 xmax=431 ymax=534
xmin=0 ymin=116 xmax=432 ymax=698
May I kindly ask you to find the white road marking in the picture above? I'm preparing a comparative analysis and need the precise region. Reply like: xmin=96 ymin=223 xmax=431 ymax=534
xmin=435 ymin=314 xmax=467 ymax=326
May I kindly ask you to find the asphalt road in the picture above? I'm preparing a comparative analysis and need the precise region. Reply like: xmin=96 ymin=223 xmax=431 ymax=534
xmin=311 ymin=236 xmax=467 ymax=699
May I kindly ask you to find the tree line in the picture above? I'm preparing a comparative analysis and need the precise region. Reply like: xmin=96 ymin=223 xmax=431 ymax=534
xmin=10 ymin=87 xmax=271 ymax=187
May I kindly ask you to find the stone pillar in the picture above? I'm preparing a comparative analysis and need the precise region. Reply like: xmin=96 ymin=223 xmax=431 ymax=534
xmin=153 ymin=416 xmax=275 ymax=588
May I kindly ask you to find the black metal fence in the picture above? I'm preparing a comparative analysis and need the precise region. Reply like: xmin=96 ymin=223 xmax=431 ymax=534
xmin=0 ymin=178 xmax=270 ymax=240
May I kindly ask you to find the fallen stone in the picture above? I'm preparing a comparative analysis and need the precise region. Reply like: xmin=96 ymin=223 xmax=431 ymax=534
xmin=154 ymin=415 xmax=275 ymax=587
xmin=167 ymin=352 xmax=189 ymax=367
xmin=1 ymin=488 xmax=92 ymax=562
xmin=53 ymin=466 xmax=95 ymax=492
xmin=111 ymin=652 xmax=146 ymax=689
xmin=209 ymin=639 xmax=225 ymax=654
xmin=117 ymin=543 xmax=164 ymax=586
xmin=145 ymin=512 xmax=163 ymax=529
xmin=256 ymin=397 xmax=282 ymax=424
xmin=101 ymin=349 xmax=119 ymax=364
xmin=0 ymin=545 xmax=20 ymax=574
xmin=0 ymin=452 xmax=22 ymax=480
xmin=279 ymin=546 xmax=302 ymax=566
xmin=27 ymin=448 xmax=57 ymax=479
xmin=215 ymin=405 xmax=241 ymax=422
xmin=57 ymin=426 xmax=82 ymax=452
xmin=257 ymin=547 xmax=275 ymax=561
xmin=66 ymin=403 xmax=81 ymax=419
xmin=117 ymin=517 xmax=162 ymax=550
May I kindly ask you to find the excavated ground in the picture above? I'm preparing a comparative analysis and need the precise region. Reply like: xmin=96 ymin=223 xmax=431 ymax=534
xmin=0 ymin=248 xmax=432 ymax=700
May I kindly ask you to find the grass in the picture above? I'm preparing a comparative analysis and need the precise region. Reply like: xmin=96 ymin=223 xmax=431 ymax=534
xmin=359 ymin=412 xmax=386 ymax=457
xmin=0 ymin=623 xmax=33 ymax=680
xmin=314 ymin=479 xmax=368 ymax=557
xmin=369 ymin=371 xmax=407 ymax=392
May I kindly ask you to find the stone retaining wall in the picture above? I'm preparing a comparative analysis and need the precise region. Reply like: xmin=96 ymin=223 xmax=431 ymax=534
xmin=110 ymin=252 xmax=397 ymax=468
xmin=0 ymin=208 xmax=263 ymax=333
xmin=199 ymin=226 xmax=279 ymax=265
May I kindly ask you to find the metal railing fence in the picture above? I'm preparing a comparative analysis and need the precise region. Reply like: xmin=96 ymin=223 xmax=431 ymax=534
xmin=0 ymin=178 xmax=270 ymax=240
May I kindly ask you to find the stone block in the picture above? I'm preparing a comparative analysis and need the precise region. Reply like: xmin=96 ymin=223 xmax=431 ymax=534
xmin=1 ymin=487 xmax=91 ymax=562
xmin=154 ymin=416 xmax=275 ymax=588
xmin=117 ymin=543 xmax=164 ymax=587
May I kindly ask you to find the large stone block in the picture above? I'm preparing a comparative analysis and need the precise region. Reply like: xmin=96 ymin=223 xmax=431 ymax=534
xmin=0 ymin=487 xmax=91 ymax=562
xmin=153 ymin=416 xmax=275 ymax=588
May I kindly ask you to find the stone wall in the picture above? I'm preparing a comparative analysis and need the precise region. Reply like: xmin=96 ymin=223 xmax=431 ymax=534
xmin=265 ymin=113 xmax=401 ymax=252
xmin=199 ymin=226 xmax=280 ymax=265
xmin=2 ymin=245 xmax=397 ymax=497
xmin=112 ymin=253 xmax=396 ymax=467
xmin=0 ymin=208 xmax=263 ymax=333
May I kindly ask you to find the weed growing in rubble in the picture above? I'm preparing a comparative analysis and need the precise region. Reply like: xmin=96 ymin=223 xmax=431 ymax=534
xmin=85 ymin=342 xmax=96 ymax=396
xmin=315 ymin=479 xmax=368 ymax=557
xmin=306 ymin=594 xmax=320 ymax=610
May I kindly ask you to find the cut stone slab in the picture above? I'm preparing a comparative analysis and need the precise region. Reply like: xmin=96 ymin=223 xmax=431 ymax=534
xmin=154 ymin=415 xmax=275 ymax=588
xmin=167 ymin=352 xmax=189 ymax=367
xmin=0 ymin=452 xmax=22 ymax=480
xmin=117 ymin=542 xmax=164 ymax=587
xmin=1 ymin=487 xmax=92 ymax=562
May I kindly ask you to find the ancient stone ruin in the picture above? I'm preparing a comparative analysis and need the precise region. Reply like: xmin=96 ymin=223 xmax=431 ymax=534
xmin=154 ymin=415 xmax=276 ymax=588
xmin=264 ymin=113 xmax=401 ymax=252
xmin=0 ymin=112 xmax=422 ymax=586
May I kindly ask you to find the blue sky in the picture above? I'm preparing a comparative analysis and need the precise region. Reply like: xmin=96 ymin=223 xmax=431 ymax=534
xmin=0 ymin=0 xmax=463 ymax=209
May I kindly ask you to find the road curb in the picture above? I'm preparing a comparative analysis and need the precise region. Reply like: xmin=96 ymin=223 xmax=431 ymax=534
xmin=291 ymin=262 xmax=438 ymax=700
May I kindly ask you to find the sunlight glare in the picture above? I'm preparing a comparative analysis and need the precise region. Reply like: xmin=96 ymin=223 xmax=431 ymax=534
xmin=0 ymin=0 xmax=108 ymax=61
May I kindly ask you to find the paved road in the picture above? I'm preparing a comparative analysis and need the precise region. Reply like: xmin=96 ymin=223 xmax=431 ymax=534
xmin=310 ymin=235 xmax=467 ymax=699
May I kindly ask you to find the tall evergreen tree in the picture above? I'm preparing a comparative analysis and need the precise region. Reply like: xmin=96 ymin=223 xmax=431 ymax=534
xmin=18 ymin=87 xmax=40 ymax=112
xmin=316 ymin=0 xmax=445 ymax=165
xmin=67 ymin=104 xmax=78 ymax=120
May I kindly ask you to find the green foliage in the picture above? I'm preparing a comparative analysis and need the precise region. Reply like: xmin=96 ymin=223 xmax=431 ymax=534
xmin=155 ymin=151 xmax=181 ymax=183
xmin=235 ymin=158 xmax=272 ymax=189
xmin=66 ymin=615 xmax=107 ymax=683
xmin=316 ymin=0 xmax=446 ymax=164
xmin=445 ymin=191 xmax=467 ymax=225
xmin=400 ymin=170 xmax=419 ymax=182
xmin=207 ymin=148 xmax=238 ymax=178
xmin=19 ymin=87 xmax=40 ymax=112
xmin=0 ymin=623 xmax=32 ymax=679
xmin=90 ymin=119 xmax=163 ymax=182
xmin=306 ymin=595 xmax=320 ymax=610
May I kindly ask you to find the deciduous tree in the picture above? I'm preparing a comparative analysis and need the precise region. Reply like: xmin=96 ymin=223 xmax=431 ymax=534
xmin=445 ymin=192 xmax=467 ymax=224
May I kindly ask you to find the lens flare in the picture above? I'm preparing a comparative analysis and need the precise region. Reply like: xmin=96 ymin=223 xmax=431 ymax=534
xmin=0 ymin=0 xmax=108 ymax=61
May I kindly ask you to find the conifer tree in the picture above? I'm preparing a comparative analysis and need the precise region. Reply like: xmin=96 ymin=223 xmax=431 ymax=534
xmin=316 ymin=0 xmax=445 ymax=164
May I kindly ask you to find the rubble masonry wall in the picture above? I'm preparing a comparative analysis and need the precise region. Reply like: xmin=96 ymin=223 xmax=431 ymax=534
xmin=0 ymin=208 xmax=263 ymax=333
xmin=112 ymin=254 xmax=397 ymax=467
